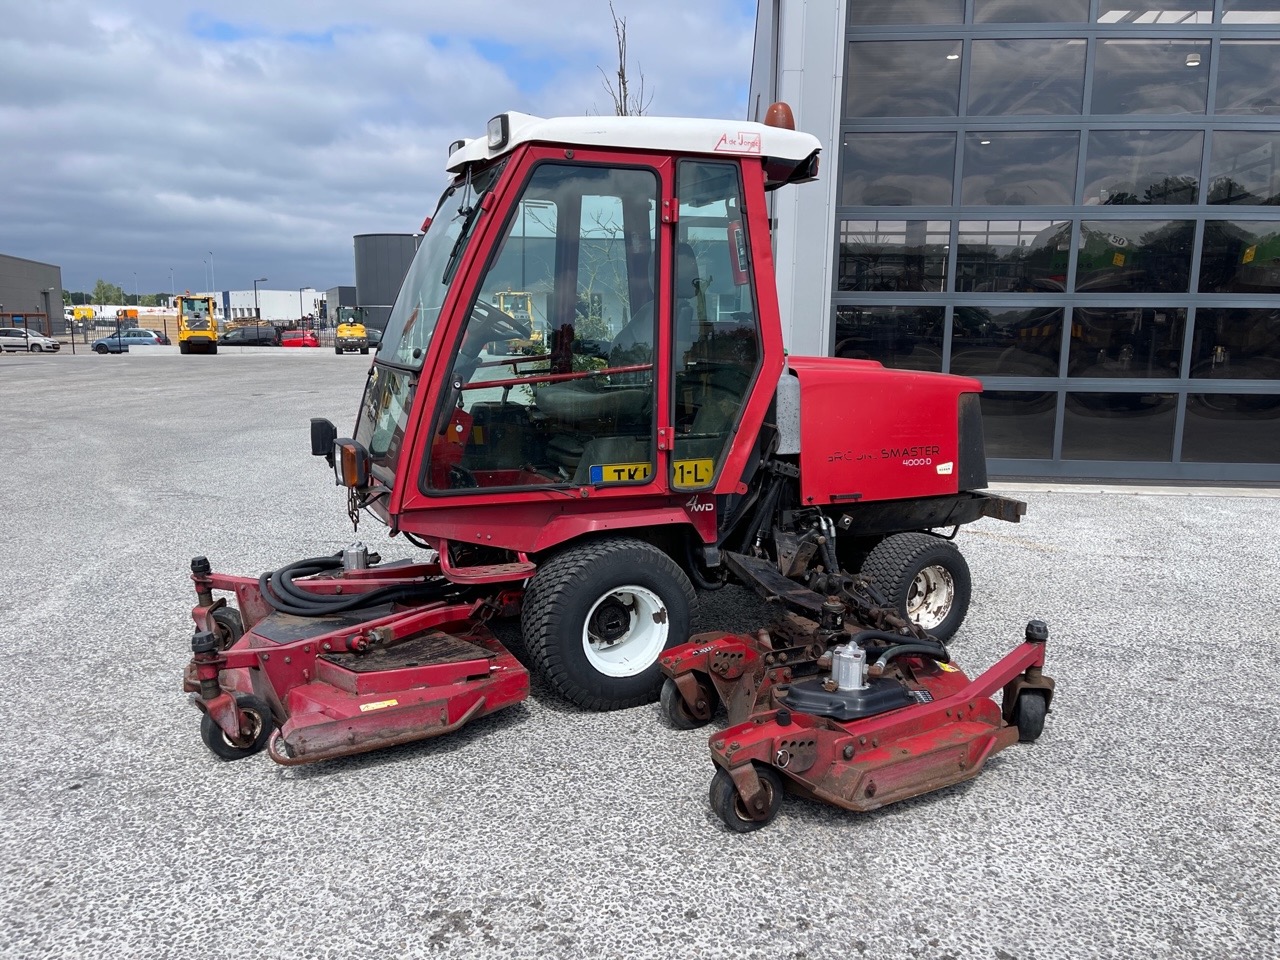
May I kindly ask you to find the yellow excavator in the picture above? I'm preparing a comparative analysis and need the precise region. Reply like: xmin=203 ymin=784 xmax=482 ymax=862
xmin=334 ymin=306 xmax=370 ymax=355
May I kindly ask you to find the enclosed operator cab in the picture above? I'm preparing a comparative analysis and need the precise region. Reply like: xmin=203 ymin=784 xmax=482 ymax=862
xmin=176 ymin=295 xmax=218 ymax=355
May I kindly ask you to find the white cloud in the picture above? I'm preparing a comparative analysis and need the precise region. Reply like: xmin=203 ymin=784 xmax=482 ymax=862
xmin=0 ymin=0 xmax=758 ymax=295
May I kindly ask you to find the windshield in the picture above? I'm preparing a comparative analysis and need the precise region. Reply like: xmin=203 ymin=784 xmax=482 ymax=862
xmin=182 ymin=299 xmax=212 ymax=331
xmin=379 ymin=160 xmax=506 ymax=370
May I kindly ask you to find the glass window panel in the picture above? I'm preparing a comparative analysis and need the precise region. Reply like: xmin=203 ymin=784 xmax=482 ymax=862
xmin=961 ymin=132 xmax=1079 ymax=205
xmin=975 ymin=0 xmax=1088 ymax=21
xmin=1183 ymin=394 xmax=1280 ymax=461
xmin=1067 ymin=306 xmax=1186 ymax=376
xmin=979 ymin=392 xmax=1057 ymax=459
xmin=1092 ymin=40 xmax=1211 ymax=114
xmin=1098 ymin=1 xmax=1213 ymax=23
xmin=1208 ymin=132 xmax=1280 ymax=205
xmin=833 ymin=305 xmax=944 ymax=371
xmin=1084 ymin=130 xmax=1202 ymax=205
xmin=1062 ymin=392 xmax=1177 ymax=459
xmin=1190 ymin=308 xmax=1280 ymax=379
xmin=1076 ymin=220 xmax=1194 ymax=293
xmin=968 ymin=40 xmax=1086 ymax=116
xmin=837 ymin=220 xmax=950 ymax=292
xmin=845 ymin=41 xmax=961 ymax=118
xmin=841 ymin=133 xmax=957 ymax=206
xmin=849 ymin=0 xmax=964 ymax=24
xmin=1199 ymin=221 xmax=1280 ymax=293
xmin=1222 ymin=1 xmax=1280 ymax=24
xmin=1216 ymin=41 xmax=1280 ymax=115
xmin=950 ymin=306 xmax=1064 ymax=376
xmin=956 ymin=220 xmax=1072 ymax=293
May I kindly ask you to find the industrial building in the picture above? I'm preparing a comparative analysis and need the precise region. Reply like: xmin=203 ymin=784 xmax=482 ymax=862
xmin=0 ymin=253 xmax=63 ymax=335
xmin=751 ymin=0 xmax=1280 ymax=483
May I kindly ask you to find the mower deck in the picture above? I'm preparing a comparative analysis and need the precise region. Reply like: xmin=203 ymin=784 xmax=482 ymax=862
xmin=184 ymin=554 xmax=529 ymax=766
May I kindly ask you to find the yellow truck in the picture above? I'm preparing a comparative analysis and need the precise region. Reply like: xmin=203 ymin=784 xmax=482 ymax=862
xmin=334 ymin=306 xmax=369 ymax=355
xmin=175 ymin=295 xmax=218 ymax=354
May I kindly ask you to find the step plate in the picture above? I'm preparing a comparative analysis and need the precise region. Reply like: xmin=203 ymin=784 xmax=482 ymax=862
xmin=320 ymin=631 xmax=495 ymax=672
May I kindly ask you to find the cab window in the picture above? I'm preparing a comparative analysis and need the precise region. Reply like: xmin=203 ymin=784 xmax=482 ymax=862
xmin=425 ymin=162 xmax=659 ymax=492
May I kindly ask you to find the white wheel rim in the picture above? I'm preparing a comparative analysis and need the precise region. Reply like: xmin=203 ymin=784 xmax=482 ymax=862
xmin=581 ymin=585 xmax=668 ymax=678
xmin=906 ymin=564 xmax=955 ymax=631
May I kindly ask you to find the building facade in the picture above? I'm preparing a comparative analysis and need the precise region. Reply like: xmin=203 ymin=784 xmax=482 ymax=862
xmin=0 ymin=253 xmax=63 ymax=335
xmin=751 ymin=0 xmax=1280 ymax=482
xmin=354 ymin=234 xmax=418 ymax=332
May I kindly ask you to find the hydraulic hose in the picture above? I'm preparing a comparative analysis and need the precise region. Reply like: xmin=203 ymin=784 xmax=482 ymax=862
xmin=869 ymin=643 xmax=953 ymax=673
xmin=257 ymin=553 xmax=454 ymax=617
xmin=848 ymin=629 xmax=944 ymax=651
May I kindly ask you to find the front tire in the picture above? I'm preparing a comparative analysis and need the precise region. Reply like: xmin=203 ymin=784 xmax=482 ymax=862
xmin=179 ymin=342 xmax=190 ymax=355
xmin=94 ymin=344 xmax=109 ymax=354
xmin=860 ymin=532 xmax=971 ymax=641
xmin=31 ymin=344 xmax=43 ymax=353
xmin=1013 ymin=691 xmax=1048 ymax=742
xmin=521 ymin=537 xmax=696 ymax=710
xmin=334 ymin=346 xmax=343 ymax=354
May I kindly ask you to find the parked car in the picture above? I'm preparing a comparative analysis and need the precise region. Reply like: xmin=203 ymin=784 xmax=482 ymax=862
xmin=146 ymin=329 xmax=171 ymax=345
xmin=0 ymin=327 xmax=61 ymax=353
xmin=90 ymin=328 xmax=163 ymax=354
xmin=281 ymin=330 xmax=319 ymax=348
xmin=221 ymin=324 xmax=281 ymax=346
xmin=366 ymin=327 xmax=383 ymax=349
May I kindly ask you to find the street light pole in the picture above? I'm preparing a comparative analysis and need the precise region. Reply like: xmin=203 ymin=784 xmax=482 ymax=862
xmin=253 ymin=278 xmax=267 ymax=320
xmin=133 ymin=272 xmax=139 ymax=308
xmin=209 ymin=252 xmax=216 ymax=294
xmin=298 ymin=287 xmax=307 ymax=325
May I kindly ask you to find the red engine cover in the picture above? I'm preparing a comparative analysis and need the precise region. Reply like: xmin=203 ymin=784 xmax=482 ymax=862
xmin=788 ymin=357 xmax=983 ymax=505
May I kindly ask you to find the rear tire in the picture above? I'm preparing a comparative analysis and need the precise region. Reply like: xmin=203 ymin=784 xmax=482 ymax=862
xmin=179 ymin=342 xmax=190 ymax=355
xmin=860 ymin=532 xmax=971 ymax=641
xmin=360 ymin=346 xmax=369 ymax=355
xmin=334 ymin=346 xmax=343 ymax=354
xmin=208 ymin=345 xmax=217 ymax=355
xmin=521 ymin=538 xmax=696 ymax=710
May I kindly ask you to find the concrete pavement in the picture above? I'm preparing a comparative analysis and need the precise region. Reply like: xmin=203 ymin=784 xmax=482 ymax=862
xmin=1 ymin=352 xmax=1277 ymax=960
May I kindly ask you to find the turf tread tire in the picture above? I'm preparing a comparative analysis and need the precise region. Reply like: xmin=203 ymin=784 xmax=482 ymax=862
xmin=860 ymin=532 xmax=971 ymax=641
xmin=521 ymin=537 xmax=696 ymax=711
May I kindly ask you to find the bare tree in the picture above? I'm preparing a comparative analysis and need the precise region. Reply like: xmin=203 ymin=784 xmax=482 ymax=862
xmin=598 ymin=2 xmax=652 ymax=116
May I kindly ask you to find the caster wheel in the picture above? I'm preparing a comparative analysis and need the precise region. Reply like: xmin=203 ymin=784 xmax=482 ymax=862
xmin=210 ymin=607 xmax=244 ymax=651
xmin=710 ymin=765 xmax=783 ymax=833
xmin=660 ymin=676 xmax=717 ymax=730
xmin=200 ymin=694 xmax=274 ymax=761
xmin=1014 ymin=691 xmax=1048 ymax=742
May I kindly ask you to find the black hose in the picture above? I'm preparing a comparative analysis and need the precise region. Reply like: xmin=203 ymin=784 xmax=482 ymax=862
xmin=870 ymin=643 xmax=953 ymax=672
xmin=684 ymin=537 xmax=727 ymax=591
xmin=848 ymin=629 xmax=940 ymax=649
xmin=257 ymin=553 xmax=454 ymax=617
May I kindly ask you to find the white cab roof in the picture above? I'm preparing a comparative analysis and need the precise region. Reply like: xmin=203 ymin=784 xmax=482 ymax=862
xmin=445 ymin=112 xmax=821 ymax=174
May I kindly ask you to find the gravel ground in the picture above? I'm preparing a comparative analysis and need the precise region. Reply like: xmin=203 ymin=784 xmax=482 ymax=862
xmin=1 ymin=351 xmax=1277 ymax=960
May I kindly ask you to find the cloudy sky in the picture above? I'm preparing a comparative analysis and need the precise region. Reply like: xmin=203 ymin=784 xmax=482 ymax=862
xmin=1 ymin=0 xmax=758 ymax=298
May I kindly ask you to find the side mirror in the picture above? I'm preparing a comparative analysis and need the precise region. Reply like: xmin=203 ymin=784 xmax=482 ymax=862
xmin=310 ymin=418 xmax=337 ymax=465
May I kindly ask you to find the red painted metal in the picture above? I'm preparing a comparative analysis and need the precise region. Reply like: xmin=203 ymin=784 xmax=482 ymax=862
xmin=185 ymin=564 xmax=529 ymax=765
xmin=708 ymin=638 xmax=1052 ymax=818
xmin=788 ymin=357 xmax=983 ymax=505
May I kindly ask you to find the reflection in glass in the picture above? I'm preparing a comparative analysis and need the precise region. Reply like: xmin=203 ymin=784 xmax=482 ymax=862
xmin=1183 ymin=394 xmax=1280 ymax=462
xmin=949 ymin=306 xmax=1063 ymax=377
xmin=968 ymin=40 xmax=1085 ymax=115
xmin=1216 ymin=41 xmax=1280 ymax=114
xmin=980 ymin=392 xmax=1057 ymax=459
xmin=1222 ymin=1 xmax=1280 ymax=24
xmin=833 ymin=305 xmax=944 ymax=371
xmin=1098 ymin=1 xmax=1212 ymax=23
xmin=849 ymin=0 xmax=963 ymax=24
xmin=955 ymin=220 xmax=1071 ymax=293
xmin=1092 ymin=40 xmax=1211 ymax=114
xmin=1068 ymin=307 xmax=1186 ymax=377
xmin=1190 ymin=308 xmax=1280 ymax=379
xmin=1208 ymin=132 xmax=1280 ymax=205
xmin=961 ymin=132 xmax=1079 ymax=205
xmin=1199 ymin=221 xmax=1280 ymax=294
xmin=845 ymin=41 xmax=961 ymax=118
xmin=1084 ymin=130 xmax=1202 ymax=205
xmin=837 ymin=221 xmax=950 ymax=292
xmin=841 ymin=134 xmax=957 ymax=206
xmin=1075 ymin=220 xmax=1194 ymax=293
xmin=975 ymin=0 xmax=1088 ymax=22
xmin=1062 ymin=393 xmax=1176 ymax=460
